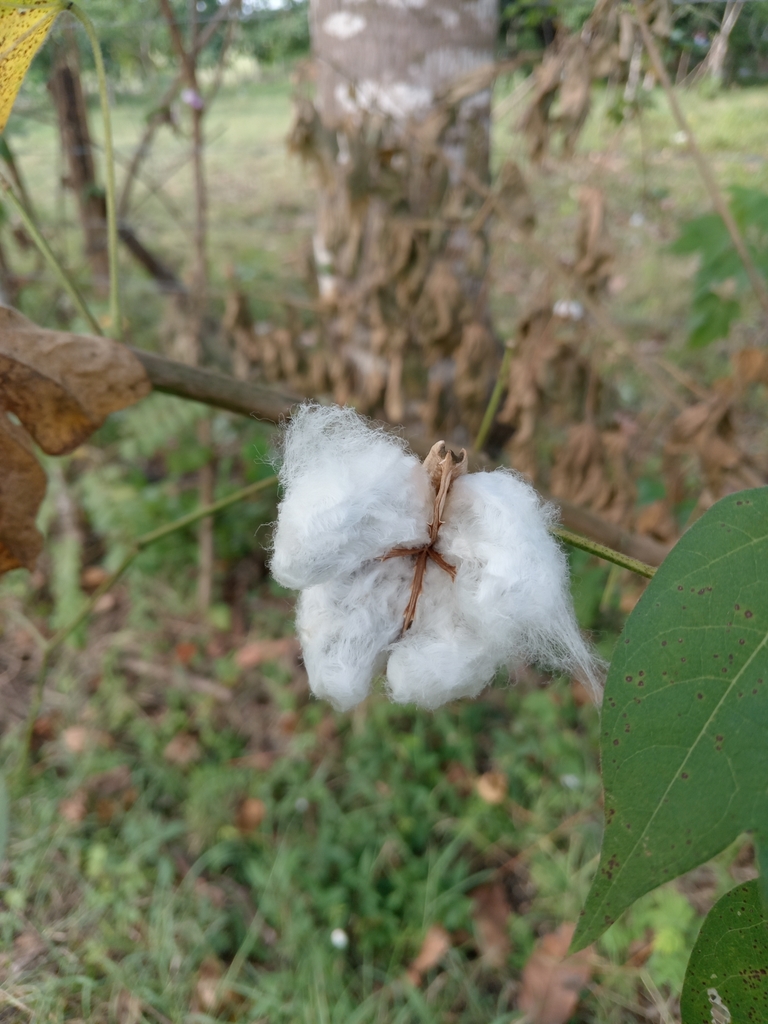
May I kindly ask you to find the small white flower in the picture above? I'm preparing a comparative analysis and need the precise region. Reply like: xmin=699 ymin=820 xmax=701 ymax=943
xmin=270 ymin=405 xmax=602 ymax=711
xmin=294 ymin=796 xmax=309 ymax=813
xmin=330 ymin=928 xmax=349 ymax=950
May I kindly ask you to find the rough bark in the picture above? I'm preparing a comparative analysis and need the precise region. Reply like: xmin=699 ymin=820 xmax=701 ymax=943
xmin=298 ymin=0 xmax=499 ymax=443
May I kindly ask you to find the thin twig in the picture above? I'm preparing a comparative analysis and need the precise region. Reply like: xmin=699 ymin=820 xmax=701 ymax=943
xmin=635 ymin=1 xmax=768 ymax=318
xmin=117 ymin=0 xmax=240 ymax=217
xmin=69 ymin=5 xmax=123 ymax=338
xmin=473 ymin=342 xmax=514 ymax=453
xmin=129 ymin=346 xmax=667 ymax=568
xmin=552 ymin=527 xmax=655 ymax=579
xmin=0 ymin=172 xmax=102 ymax=335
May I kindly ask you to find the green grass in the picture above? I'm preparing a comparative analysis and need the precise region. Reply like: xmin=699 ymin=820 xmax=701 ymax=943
xmin=0 ymin=395 xmax=747 ymax=1023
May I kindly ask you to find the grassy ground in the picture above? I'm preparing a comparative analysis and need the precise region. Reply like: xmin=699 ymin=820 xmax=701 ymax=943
xmin=0 ymin=62 xmax=765 ymax=1022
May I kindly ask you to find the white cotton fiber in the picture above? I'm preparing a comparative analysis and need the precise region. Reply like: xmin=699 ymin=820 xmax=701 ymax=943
xmin=387 ymin=566 xmax=501 ymax=708
xmin=269 ymin=403 xmax=602 ymax=710
xmin=271 ymin=404 xmax=432 ymax=590
xmin=297 ymin=558 xmax=413 ymax=711
xmin=386 ymin=471 xmax=602 ymax=708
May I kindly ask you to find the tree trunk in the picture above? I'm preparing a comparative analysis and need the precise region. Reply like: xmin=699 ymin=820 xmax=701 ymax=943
xmin=296 ymin=0 xmax=499 ymax=441
xmin=701 ymin=0 xmax=743 ymax=84
xmin=48 ymin=31 xmax=109 ymax=295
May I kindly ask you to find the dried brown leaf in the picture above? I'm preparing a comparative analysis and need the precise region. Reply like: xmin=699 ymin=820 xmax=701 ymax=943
xmin=445 ymin=760 xmax=474 ymax=795
xmin=0 ymin=416 xmax=46 ymax=572
xmin=59 ymin=790 xmax=88 ymax=823
xmin=0 ymin=306 xmax=150 ymax=455
xmin=112 ymin=990 xmax=142 ymax=1024
xmin=235 ymin=637 xmax=299 ymax=670
xmin=174 ymin=641 xmax=197 ymax=666
xmin=235 ymin=797 xmax=267 ymax=833
xmin=573 ymin=187 xmax=613 ymax=295
xmin=495 ymin=160 xmax=535 ymax=232
xmin=61 ymin=725 xmax=113 ymax=755
xmin=231 ymin=750 xmax=276 ymax=771
xmin=471 ymin=881 xmax=511 ymax=968
xmin=664 ymin=394 xmax=765 ymax=508
xmin=550 ymin=424 xmax=635 ymax=526
xmin=192 ymin=956 xmax=224 ymax=1013
xmin=0 ymin=307 xmax=150 ymax=577
xmin=733 ymin=347 xmax=768 ymax=387
xmin=406 ymin=924 xmax=451 ymax=985
xmin=476 ymin=771 xmax=508 ymax=805
xmin=635 ymin=500 xmax=678 ymax=543
xmin=518 ymin=922 xmax=593 ymax=1024
xmin=11 ymin=930 xmax=46 ymax=973
xmin=86 ymin=765 xmax=133 ymax=798
xmin=163 ymin=732 xmax=202 ymax=767
xmin=80 ymin=565 xmax=110 ymax=590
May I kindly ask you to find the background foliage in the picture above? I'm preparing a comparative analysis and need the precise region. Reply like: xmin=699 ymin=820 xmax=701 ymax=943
xmin=1 ymin=0 xmax=768 ymax=1021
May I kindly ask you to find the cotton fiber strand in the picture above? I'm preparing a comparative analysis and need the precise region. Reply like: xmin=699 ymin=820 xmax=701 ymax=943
xmin=270 ymin=404 xmax=602 ymax=711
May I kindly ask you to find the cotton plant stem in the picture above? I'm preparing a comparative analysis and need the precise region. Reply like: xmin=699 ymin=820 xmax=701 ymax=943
xmin=635 ymin=2 xmax=768 ymax=319
xmin=473 ymin=342 xmax=514 ymax=453
xmin=69 ymin=5 xmax=122 ymax=339
xmin=552 ymin=527 xmax=656 ymax=580
xmin=0 ymin=173 xmax=102 ymax=335
xmin=16 ymin=475 xmax=278 ymax=777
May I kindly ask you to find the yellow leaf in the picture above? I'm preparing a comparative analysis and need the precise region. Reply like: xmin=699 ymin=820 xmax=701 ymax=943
xmin=0 ymin=0 xmax=68 ymax=133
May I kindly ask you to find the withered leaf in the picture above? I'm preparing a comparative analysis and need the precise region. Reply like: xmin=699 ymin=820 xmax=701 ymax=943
xmin=0 ymin=306 xmax=151 ymax=576
xmin=163 ymin=732 xmax=203 ymax=767
xmin=471 ymin=881 xmax=511 ymax=968
xmin=405 ymin=924 xmax=451 ymax=985
xmin=0 ymin=306 xmax=150 ymax=455
xmin=476 ymin=770 xmax=508 ymax=805
xmin=517 ymin=922 xmax=593 ymax=1024
xmin=235 ymin=797 xmax=267 ymax=832
xmin=0 ymin=415 xmax=46 ymax=572
xmin=573 ymin=187 xmax=614 ymax=295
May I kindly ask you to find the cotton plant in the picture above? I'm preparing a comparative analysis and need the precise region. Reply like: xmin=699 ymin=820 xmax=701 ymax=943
xmin=270 ymin=404 xmax=602 ymax=711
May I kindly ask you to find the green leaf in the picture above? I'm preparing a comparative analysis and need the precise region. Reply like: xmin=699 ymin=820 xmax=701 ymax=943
xmin=670 ymin=187 xmax=768 ymax=348
xmin=680 ymin=880 xmax=768 ymax=1024
xmin=687 ymin=293 xmax=741 ymax=349
xmin=573 ymin=488 xmax=768 ymax=950
xmin=669 ymin=212 xmax=728 ymax=258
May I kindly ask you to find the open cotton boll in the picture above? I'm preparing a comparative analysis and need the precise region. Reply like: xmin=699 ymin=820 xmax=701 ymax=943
xmin=271 ymin=404 xmax=432 ymax=590
xmin=269 ymin=402 xmax=602 ymax=713
xmin=436 ymin=470 xmax=603 ymax=702
xmin=297 ymin=558 xmax=413 ymax=711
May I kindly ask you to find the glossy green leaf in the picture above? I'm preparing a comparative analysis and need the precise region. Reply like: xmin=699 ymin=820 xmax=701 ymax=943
xmin=573 ymin=488 xmax=768 ymax=950
xmin=680 ymin=880 xmax=768 ymax=1024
